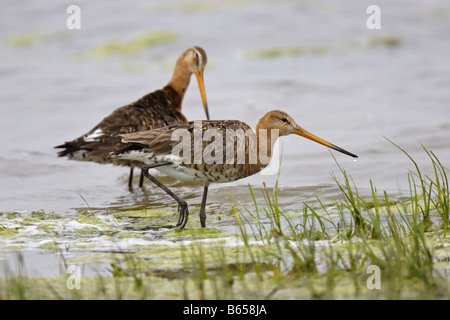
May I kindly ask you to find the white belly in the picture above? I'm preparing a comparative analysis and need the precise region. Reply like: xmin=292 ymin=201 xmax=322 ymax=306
xmin=156 ymin=163 xmax=237 ymax=184
xmin=116 ymin=152 xmax=238 ymax=184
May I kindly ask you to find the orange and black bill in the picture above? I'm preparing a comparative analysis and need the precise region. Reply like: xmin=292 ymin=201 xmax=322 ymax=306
xmin=194 ymin=68 xmax=210 ymax=121
xmin=293 ymin=126 xmax=358 ymax=158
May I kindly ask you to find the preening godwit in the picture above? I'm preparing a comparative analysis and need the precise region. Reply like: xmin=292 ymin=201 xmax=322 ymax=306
xmin=113 ymin=110 xmax=358 ymax=229
xmin=55 ymin=46 xmax=210 ymax=189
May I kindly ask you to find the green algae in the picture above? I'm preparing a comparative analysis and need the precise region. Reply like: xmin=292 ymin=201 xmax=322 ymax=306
xmin=69 ymin=252 xmax=126 ymax=264
xmin=243 ymin=46 xmax=309 ymax=59
xmin=165 ymin=227 xmax=226 ymax=239
xmin=0 ymin=225 xmax=20 ymax=238
xmin=5 ymin=30 xmax=74 ymax=49
xmin=77 ymin=214 xmax=112 ymax=229
xmin=114 ymin=208 xmax=177 ymax=230
xmin=37 ymin=241 xmax=62 ymax=251
xmin=30 ymin=210 xmax=62 ymax=220
xmin=113 ymin=208 xmax=234 ymax=232
xmin=36 ymin=222 xmax=59 ymax=235
xmin=121 ymin=218 xmax=177 ymax=231
xmin=116 ymin=231 xmax=147 ymax=239
xmin=111 ymin=242 xmax=271 ymax=276
xmin=86 ymin=31 xmax=178 ymax=58
xmin=366 ymin=36 xmax=402 ymax=48
xmin=171 ymin=0 xmax=249 ymax=13
xmin=243 ymin=36 xmax=402 ymax=60
xmin=5 ymin=212 xmax=21 ymax=219
xmin=114 ymin=209 xmax=173 ymax=219
xmin=177 ymin=2 xmax=222 ymax=12
xmin=428 ymin=8 xmax=450 ymax=18
xmin=74 ymin=226 xmax=110 ymax=236
xmin=31 ymin=210 xmax=46 ymax=220
xmin=0 ymin=245 xmax=27 ymax=250
xmin=361 ymin=199 xmax=398 ymax=210
xmin=5 ymin=33 xmax=48 ymax=47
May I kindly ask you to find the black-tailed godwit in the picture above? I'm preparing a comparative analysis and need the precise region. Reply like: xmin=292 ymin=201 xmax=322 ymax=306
xmin=55 ymin=46 xmax=210 ymax=189
xmin=113 ymin=110 xmax=357 ymax=229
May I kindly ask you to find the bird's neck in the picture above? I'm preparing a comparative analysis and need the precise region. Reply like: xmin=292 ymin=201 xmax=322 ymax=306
xmin=167 ymin=58 xmax=192 ymax=110
xmin=253 ymin=122 xmax=280 ymax=172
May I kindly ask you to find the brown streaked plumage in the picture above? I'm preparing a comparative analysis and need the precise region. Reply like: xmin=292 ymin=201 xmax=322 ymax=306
xmin=113 ymin=110 xmax=358 ymax=229
xmin=55 ymin=46 xmax=210 ymax=189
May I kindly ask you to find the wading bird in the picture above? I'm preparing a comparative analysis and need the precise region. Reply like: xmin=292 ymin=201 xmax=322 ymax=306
xmin=55 ymin=46 xmax=210 ymax=189
xmin=113 ymin=110 xmax=358 ymax=229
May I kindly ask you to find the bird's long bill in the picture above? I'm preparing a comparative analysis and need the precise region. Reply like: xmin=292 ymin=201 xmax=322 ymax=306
xmin=293 ymin=126 xmax=358 ymax=158
xmin=194 ymin=68 xmax=210 ymax=120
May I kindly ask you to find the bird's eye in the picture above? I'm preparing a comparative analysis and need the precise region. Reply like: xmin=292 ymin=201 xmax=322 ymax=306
xmin=281 ymin=118 xmax=288 ymax=123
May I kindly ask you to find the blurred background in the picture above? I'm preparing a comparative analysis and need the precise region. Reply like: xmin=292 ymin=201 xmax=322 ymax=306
xmin=1 ymin=0 xmax=449 ymax=215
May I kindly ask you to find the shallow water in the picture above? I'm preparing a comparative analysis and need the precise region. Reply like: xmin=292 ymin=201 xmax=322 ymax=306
xmin=1 ymin=1 xmax=450 ymax=278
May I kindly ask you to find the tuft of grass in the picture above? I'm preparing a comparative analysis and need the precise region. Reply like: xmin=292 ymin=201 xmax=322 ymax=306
xmin=231 ymin=142 xmax=450 ymax=299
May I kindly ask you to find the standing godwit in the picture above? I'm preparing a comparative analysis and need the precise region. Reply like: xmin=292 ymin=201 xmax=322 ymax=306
xmin=55 ymin=46 xmax=210 ymax=189
xmin=113 ymin=110 xmax=358 ymax=229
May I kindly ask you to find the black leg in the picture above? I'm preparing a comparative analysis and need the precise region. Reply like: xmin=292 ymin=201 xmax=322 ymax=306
xmin=142 ymin=163 xmax=190 ymax=230
xmin=199 ymin=185 xmax=209 ymax=228
xmin=138 ymin=168 xmax=144 ymax=188
xmin=128 ymin=167 xmax=134 ymax=191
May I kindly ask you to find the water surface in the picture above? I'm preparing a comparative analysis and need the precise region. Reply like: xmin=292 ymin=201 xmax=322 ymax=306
xmin=1 ymin=1 xmax=449 ymax=235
